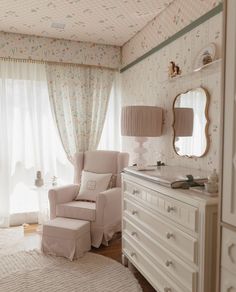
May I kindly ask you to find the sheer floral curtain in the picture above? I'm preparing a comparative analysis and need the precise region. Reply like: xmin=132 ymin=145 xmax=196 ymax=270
xmin=0 ymin=60 xmax=73 ymax=227
xmin=46 ymin=64 xmax=115 ymax=162
xmin=98 ymin=72 xmax=122 ymax=151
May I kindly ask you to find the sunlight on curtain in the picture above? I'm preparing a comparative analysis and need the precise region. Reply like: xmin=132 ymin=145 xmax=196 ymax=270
xmin=0 ymin=60 xmax=73 ymax=227
xmin=46 ymin=64 xmax=115 ymax=162
xmin=98 ymin=73 xmax=122 ymax=151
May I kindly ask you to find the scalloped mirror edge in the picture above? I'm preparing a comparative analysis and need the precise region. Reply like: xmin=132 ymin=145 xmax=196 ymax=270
xmin=172 ymin=87 xmax=210 ymax=158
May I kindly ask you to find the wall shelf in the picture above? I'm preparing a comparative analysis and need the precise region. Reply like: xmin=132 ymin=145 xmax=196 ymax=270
xmin=193 ymin=58 xmax=222 ymax=72
xmin=161 ymin=58 xmax=222 ymax=83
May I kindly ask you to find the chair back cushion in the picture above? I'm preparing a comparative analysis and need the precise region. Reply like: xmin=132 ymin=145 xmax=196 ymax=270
xmin=73 ymin=150 xmax=129 ymax=187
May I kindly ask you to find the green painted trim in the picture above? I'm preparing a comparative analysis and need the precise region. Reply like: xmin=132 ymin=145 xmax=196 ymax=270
xmin=120 ymin=3 xmax=223 ymax=73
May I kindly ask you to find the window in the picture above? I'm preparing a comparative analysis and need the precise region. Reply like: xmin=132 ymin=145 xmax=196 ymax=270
xmin=0 ymin=61 xmax=73 ymax=227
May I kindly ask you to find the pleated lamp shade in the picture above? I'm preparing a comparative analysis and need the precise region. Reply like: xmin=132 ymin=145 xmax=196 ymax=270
xmin=174 ymin=108 xmax=194 ymax=137
xmin=121 ymin=106 xmax=163 ymax=137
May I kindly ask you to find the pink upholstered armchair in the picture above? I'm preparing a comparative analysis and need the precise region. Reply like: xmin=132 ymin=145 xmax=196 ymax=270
xmin=48 ymin=150 xmax=129 ymax=248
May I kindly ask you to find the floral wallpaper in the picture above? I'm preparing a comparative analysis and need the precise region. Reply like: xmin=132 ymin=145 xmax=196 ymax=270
xmin=0 ymin=32 xmax=120 ymax=69
xmin=122 ymin=0 xmax=222 ymax=67
xmin=121 ymin=12 xmax=222 ymax=173
xmin=0 ymin=0 xmax=174 ymax=46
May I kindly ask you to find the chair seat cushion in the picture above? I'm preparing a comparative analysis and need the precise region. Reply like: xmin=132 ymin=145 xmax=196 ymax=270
xmin=56 ymin=201 xmax=96 ymax=221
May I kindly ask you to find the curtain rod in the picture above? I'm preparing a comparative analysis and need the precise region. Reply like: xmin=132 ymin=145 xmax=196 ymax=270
xmin=0 ymin=57 xmax=118 ymax=72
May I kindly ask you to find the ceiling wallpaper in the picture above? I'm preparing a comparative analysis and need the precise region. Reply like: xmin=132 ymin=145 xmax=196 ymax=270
xmin=0 ymin=0 xmax=174 ymax=46
xmin=122 ymin=0 xmax=222 ymax=66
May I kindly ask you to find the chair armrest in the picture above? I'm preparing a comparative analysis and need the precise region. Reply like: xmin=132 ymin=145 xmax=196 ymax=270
xmin=95 ymin=187 xmax=121 ymax=225
xmin=48 ymin=184 xmax=80 ymax=219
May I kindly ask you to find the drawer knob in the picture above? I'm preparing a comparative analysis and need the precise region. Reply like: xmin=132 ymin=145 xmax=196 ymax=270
xmin=131 ymin=231 xmax=138 ymax=237
xmin=132 ymin=189 xmax=139 ymax=195
xmin=165 ymin=260 xmax=173 ymax=267
xmin=167 ymin=206 xmax=175 ymax=213
xmin=132 ymin=210 xmax=138 ymax=215
xmin=131 ymin=252 xmax=136 ymax=257
xmin=164 ymin=288 xmax=172 ymax=292
xmin=166 ymin=232 xmax=174 ymax=239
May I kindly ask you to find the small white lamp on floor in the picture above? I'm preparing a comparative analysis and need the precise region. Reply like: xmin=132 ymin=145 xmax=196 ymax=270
xmin=121 ymin=105 xmax=163 ymax=170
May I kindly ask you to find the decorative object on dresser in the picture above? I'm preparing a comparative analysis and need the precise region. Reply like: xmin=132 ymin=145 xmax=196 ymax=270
xmin=172 ymin=87 xmax=210 ymax=158
xmin=204 ymin=169 xmax=219 ymax=193
xmin=122 ymin=167 xmax=218 ymax=292
xmin=121 ymin=105 xmax=163 ymax=170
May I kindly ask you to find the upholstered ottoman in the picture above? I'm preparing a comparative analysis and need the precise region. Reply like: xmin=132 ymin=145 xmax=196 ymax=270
xmin=41 ymin=217 xmax=91 ymax=261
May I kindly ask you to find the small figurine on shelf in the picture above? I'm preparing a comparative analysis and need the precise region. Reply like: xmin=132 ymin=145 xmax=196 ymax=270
xmin=202 ymin=50 xmax=213 ymax=65
xmin=168 ymin=61 xmax=175 ymax=77
xmin=168 ymin=61 xmax=182 ymax=78
xmin=173 ymin=65 xmax=181 ymax=76
xmin=35 ymin=171 xmax=44 ymax=187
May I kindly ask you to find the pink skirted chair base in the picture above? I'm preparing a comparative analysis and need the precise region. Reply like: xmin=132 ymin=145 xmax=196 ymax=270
xmin=41 ymin=217 xmax=91 ymax=261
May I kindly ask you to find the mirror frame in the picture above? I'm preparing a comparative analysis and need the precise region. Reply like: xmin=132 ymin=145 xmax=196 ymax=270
xmin=172 ymin=87 xmax=210 ymax=158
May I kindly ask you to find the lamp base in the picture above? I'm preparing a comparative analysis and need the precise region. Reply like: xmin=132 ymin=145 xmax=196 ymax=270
xmin=134 ymin=137 xmax=148 ymax=170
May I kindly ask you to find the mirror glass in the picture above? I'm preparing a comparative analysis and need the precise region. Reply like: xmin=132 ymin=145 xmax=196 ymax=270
xmin=172 ymin=87 xmax=209 ymax=157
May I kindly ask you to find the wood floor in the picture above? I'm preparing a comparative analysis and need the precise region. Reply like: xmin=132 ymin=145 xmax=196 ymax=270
xmin=23 ymin=225 xmax=156 ymax=292
xmin=91 ymin=233 xmax=156 ymax=292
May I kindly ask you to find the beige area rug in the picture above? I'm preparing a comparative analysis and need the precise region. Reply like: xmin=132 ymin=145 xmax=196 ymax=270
xmin=0 ymin=227 xmax=41 ymax=256
xmin=0 ymin=250 xmax=142 ymax=292
xmin=0 ymin=228 xmax=142 ymax=292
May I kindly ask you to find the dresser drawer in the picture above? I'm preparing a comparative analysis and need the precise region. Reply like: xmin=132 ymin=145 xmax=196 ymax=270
xmin=123 ymin=237 xmax=190 ymax=292
xmin=124 ymin=198 xmax=198 ymax=264
xmin=123 ymin=227 xmax=197 ymax=292
xmin=221 ymin=268 xmax=236 ymax=292
xmin=221 ymin=227 xmax=236 ymax=275
xmin=123 ymin=180 xmax=198 ymax=232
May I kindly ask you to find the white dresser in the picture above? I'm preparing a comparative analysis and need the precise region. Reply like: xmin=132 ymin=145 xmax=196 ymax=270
xmin=122 ymin=170 xmax=218 ymax=292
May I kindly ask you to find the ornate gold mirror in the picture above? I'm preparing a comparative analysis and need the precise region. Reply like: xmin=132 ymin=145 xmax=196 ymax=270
xmin=172 ymin=87 xmax=210 ymax=157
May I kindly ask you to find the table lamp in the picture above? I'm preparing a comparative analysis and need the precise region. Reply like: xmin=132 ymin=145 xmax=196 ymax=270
xmin=121 ymin=105 xmax=163 ymax=170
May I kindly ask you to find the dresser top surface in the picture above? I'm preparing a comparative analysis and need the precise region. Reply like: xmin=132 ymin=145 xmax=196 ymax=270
xmin=124 ymin=166 xmax=208 ymax=185
xmin=123 ymin=167 xmax=218 ymax=206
